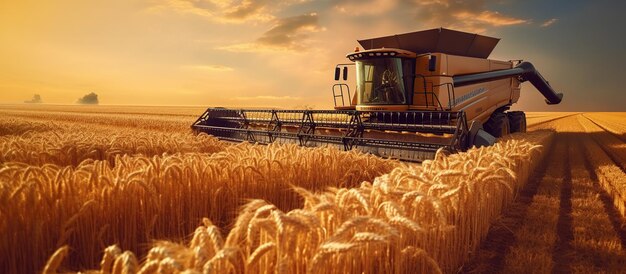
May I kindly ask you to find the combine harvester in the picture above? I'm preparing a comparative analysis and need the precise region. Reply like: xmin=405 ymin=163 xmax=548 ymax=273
xmin=192 ymin=28 xmax=563 ymax=161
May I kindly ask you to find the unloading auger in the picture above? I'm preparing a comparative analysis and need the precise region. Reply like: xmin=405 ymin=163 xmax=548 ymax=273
xmin=192 ymin=28 xmax=563 ymax=162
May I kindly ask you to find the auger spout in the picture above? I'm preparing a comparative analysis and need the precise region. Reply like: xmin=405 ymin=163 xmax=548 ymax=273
xmin=452 ymin=61 xmax=563 ymax=105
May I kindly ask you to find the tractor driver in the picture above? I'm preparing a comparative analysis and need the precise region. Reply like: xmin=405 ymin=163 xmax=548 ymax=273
xmin=371 ymin=68 xmax=405 ymax=104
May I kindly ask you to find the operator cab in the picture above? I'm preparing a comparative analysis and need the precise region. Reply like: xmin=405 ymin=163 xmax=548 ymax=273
xmin=346 ymin=48 xmax=416 ymax=111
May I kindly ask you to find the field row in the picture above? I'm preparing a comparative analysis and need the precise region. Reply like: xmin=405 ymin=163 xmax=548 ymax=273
xmin=576 ymin=115 xmax=626 ymax=218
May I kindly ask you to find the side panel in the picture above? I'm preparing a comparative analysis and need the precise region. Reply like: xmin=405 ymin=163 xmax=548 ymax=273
xmin=453 ymin=80 xmax=512 ymax=123
xmin=510 ymin=78 xmax=521 ymax=104
xmin=412 ymin=53 xmax=455 ymax=109
xmin=446 ymin=55 xmax=492 ymax=75
xmin=411 ymin=53 xmax=515 ymax=119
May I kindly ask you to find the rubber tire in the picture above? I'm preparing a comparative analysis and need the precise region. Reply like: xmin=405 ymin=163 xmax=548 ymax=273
xmin=507 ymin=111 xmax=527 ymax=133
xmin=483 ymin=111 xmax=510 ymax=138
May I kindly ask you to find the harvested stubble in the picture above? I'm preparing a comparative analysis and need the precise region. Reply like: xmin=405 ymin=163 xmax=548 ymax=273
xmin=563 ymin=114 xmax=626 ymax=218
xmin=526 ymin=112 xmax=577 ymax=129
xmin=493 ymin=116 xmax=626 ymax=273
xmin=43 ymin=130 xmax=553 ymax=274
xmin=499 ymin=141 xmax=565 ymax=273
xmin=577 ymin=115 xmax=626 ymax=169
xmin=584 ymin=112 xmax=626 ymax=138
xmin=567 ymin=140 xmax=626 ymax=272
xmin=1 ymin=143 xmax=398 ymax=274
xmin=579 ymin=131 xmax=626 ymax=218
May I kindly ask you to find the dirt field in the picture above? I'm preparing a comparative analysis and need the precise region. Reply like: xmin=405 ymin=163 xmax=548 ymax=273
xmin=1 ymin=105 xmax=624 ymax=273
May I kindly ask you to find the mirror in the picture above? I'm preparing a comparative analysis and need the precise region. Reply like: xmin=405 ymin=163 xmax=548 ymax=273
xmin=428 ymin=56 xmax=437 ymax=72
xmin=343 ymin=67 xmax=348 ymax=81
xmin=334 ymin=67 xmax=341 ymax=81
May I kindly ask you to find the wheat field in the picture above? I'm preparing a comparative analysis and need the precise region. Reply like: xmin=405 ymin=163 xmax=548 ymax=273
xmin=1 ymin=105 xmax=625 ymax=273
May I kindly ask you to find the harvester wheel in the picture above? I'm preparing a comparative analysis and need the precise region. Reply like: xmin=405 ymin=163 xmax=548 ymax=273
xmin=507 ymin=111 xmax=527 ymax=133
xmin=483 ymin=111 xmax=510 ymax=138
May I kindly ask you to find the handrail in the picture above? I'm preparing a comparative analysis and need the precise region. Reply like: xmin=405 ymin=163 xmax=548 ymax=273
xmin=410 ymin=74 xmax=455 ymax=111
xmin=332 ymin=84 xmax=351 ymax=107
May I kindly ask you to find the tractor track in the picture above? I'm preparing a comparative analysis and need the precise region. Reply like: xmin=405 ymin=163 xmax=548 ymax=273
xmin=551 ymin=136 xmax=573 ymax=274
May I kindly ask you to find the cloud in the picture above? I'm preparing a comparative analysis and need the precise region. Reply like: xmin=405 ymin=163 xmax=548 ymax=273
xmin=220 ymin=13 xmax=324 ymax=52
xmin=222 ymin=0 xmax=273 ymax=22
xmin=409 ymin=0 xmax=528 ymax=33
xmin=148 ymin=0 xmax=214 ymax=19
xmin=334 ymin=0 xmax=399 ymax=16
xmin=182 ymin=64 xmax=234 ymax=72
xmin=148 ymin=0 xmax=304 ymax=23
xmin=541 ymin=18 xmax=558 ymax=27
xmin=454 ymin=10 xmax=526 ymax=26
xmin=233 ymin=95 xmax=302 ymax=100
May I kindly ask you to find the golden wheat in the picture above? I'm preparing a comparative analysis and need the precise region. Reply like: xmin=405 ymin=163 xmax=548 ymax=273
xmin=0 ymin=128 xmax=225 ymax=166
xmin=0 ymin=142 xmax=397 ymax=273
xmin=0 ymin=108 xmax=193 ymax=132
xmin=0 ymin=106 xmax=559 ymax=273
xmin=0 ymin=117 xmax=62 ymax=136
xmin=37 ymin=130 xmax=551 ymax=274
xmin=584 ymin=112 xmax=626 ymax=136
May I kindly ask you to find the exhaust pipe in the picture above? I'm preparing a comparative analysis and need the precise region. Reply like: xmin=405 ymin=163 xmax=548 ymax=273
xmin=452 ymin=61 xmax=563 ymax=105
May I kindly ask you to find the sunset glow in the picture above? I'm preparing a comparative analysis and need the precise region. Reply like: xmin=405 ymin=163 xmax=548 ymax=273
xmin=1 ymin=0 xmax=623 ymax=110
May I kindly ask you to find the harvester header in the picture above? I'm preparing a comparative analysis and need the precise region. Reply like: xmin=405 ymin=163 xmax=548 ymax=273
xmin=192 ymin=28 xmax=564 ymax=162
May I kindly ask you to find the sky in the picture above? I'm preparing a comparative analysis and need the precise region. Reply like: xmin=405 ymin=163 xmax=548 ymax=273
xmin=0 ymin=0 xmax=624 ymax=111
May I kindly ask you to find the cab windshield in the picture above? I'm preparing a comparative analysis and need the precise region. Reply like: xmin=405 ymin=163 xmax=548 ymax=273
xmin=356 ymin=58 xmax=411 ymax=105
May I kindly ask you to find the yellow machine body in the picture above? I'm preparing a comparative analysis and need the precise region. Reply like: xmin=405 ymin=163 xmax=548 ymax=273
xmin=193 ymin=28 xmax=562 ymax=161
xmin=342 ymin=50 xmax=522 ymax=127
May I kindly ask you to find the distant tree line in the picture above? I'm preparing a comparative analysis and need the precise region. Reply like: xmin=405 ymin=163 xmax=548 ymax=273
xmin=77 ymin=92 xmax=99 ymax=105
xmin=24 ymin=94 xmax=42 ymax=104
xmin=23 ymin=92 xmax=100 ymax=105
